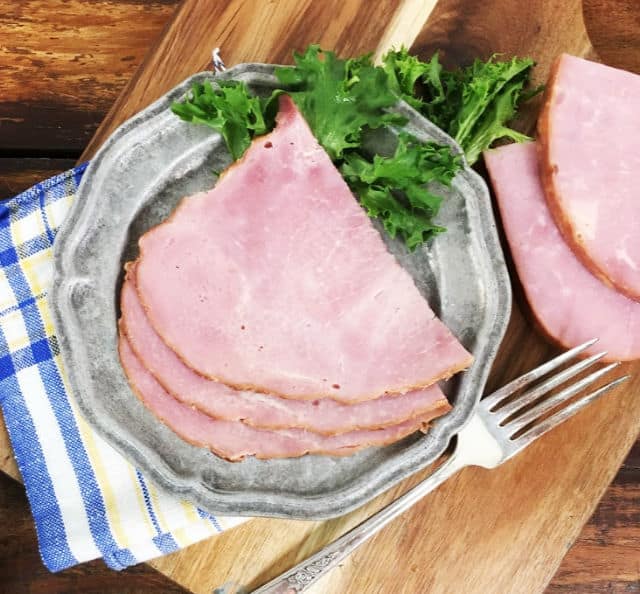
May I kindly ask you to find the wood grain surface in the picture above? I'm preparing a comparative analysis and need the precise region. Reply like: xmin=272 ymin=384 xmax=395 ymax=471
xmin=0 ymin=472 xmax=188 ymax=594
xmin=79 ymin=0 xmax=416 ymax=159
xmin=0 ymin=1 xmax=639 ymax=593
xmin=583 ymin=0 xmax=640 ymax=74
xmin=0 ymin=158 xmax=75 ymax=200
xmin=1 ymin=445 xmax=639 ymax=594
xmin=547 ymin=441 xmax=640 ymax=594
xmin=0 ymin=0 xmax=178 ymax=154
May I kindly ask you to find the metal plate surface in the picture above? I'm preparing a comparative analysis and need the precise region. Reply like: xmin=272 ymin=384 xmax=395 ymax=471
xmin=51 ymin=64 xmax=511 ymax=519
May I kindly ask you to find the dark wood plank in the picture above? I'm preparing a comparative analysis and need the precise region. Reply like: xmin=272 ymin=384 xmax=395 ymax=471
xmin=0 ymin=472 xmax=189 ymax=594
xmin=0 ymin=158 xmax=76 ymax=200
xmin=583 ymin=0 xmax=640 ymax=74
xmin=0 ymin=103 xmax=102 ymax=156
xmin=80 ymin=0 xmax=404 ymax=159
xmin=546 ymin=440 xmax=640 ymax=593
xmin=0 ymin=0 xmax=178 ymax=153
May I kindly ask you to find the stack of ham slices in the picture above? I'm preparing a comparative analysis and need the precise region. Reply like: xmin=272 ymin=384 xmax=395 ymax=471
xmin=485 ymin=54 xmax=640 ymax=361
xmin=118 ymin=95 xmax=473 ymax=461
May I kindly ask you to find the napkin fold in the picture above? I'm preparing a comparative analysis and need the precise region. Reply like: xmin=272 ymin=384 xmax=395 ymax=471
xmin=0 ymin=165 xmax=245 ymax=572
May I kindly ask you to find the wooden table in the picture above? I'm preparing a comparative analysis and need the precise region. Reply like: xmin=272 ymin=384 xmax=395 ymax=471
xmin=1 ymin=1 xmax=639 ymax=592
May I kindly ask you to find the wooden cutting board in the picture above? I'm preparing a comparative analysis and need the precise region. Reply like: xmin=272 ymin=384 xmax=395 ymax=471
xmin=1 ymin=1 xmax=639 ymax=592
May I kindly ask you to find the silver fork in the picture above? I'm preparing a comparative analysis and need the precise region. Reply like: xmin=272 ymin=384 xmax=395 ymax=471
xmin=252 ymin=339 xmax=628 ymax=594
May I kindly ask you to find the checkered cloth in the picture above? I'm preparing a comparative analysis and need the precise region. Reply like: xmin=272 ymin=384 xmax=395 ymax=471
xmin=0 ymin=165 xmax=246 ymax=572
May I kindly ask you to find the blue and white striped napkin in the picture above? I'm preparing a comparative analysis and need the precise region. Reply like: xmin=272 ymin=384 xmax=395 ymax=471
xmin=0 ymin=165 xmax=246 ymax=572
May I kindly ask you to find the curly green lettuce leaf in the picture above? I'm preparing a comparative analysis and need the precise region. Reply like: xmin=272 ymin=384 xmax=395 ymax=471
xmin=382 ymin=49 xmax=538 ymax=164
xmin=348 ymin=184 xmax=447 ymax=251
xmin=275 ymin=45 xmax=406 ymax=160
xmin=171 ymin=46 xmax=469 ymax=250
xmin=382 ymin=46 xmax=443 ymax=112
xmin=461 ymin=77 xmax=533 ymax=165
xmin=171 ymin=80 xmax=274 ymax=160
xmin=341 ymin=133 xmax=462 ymax=249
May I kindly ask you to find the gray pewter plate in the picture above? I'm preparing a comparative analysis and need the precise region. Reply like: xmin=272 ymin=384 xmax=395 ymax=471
xmin=51 ymin=64 xmax=511 ymax=520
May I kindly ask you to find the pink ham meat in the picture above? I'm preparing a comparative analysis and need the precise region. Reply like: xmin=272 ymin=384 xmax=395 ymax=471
xmin=538 ymin=54 xmax=640 ymax=301
xmin=136 ymin=95 xmax=472 ymax=401
xmin=119 ymin=334 xmax=439 ymax=461
xmin=484 ymin=141 xmax=640 ymax=361
xmin=121 ymin=267 xmax=451 ymax=434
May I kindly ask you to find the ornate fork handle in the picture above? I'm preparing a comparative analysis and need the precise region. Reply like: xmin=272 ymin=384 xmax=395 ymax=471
xmin=252 ymin=453 xmax=464 ymax=594
xmin=284 ymin=551 xmax=340 ymax=590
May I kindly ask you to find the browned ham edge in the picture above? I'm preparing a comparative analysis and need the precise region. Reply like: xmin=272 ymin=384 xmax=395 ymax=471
xmin=134 ymin=96 xmax=472 ymax=402
xmin=537 ymin=56 xmax=611 ymax=290
xmin=485 ymin=141 xmax=640 ymax=361
xmin=120 ymin=262 xmax=451 ymax=434
xmin=134 ymin=249 xmax=471 ymax=403
xmin=116 ymin=96 xmax=473 ymax=460
xmin=538 ymin=54 xmax=640 ymax=301
xmin=118 ymin=333 xmax=440 ymax=462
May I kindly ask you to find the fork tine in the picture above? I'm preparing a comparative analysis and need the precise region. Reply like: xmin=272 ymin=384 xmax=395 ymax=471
xmin=511 ymin=375 xmax=629 ymax=444
xmin=505 ymin=362 xmax=620 ymax=433
xmin=482 ymin=339 xmax=598 ymax=410
xmin=494 ymin=351 xmax=607 ymax=421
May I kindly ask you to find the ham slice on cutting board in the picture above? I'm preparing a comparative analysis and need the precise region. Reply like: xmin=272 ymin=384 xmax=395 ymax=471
xmin=538 ymin=54 xmax=640 ymax=301
xmin=119 ymin=334 xmax=441 ymax=461
xmin=485 ymin=141 xmax=640 ymax=361
xmin=120 ymin=264 xmax=451 ymax=434
xmin=135 ymin=95 xmax=472 ymax=402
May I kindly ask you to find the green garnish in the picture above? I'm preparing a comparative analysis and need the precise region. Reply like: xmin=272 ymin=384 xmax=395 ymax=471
xmin=382 ymin=47 xmax=538 ymax=164
xmin=170 ymin=80 xmax=274 ymax=160
xmin=274 ymin=47 xmax=460 ymax=246
xmin=171 ymin=45 xmax=536 ymax=248
xmin=275 ymin=46 xmax=406 ymax=160
xmin=341 ymin=133 xmax=462 ymax=248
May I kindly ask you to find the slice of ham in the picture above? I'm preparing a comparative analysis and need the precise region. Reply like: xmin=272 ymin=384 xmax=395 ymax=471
xmin=484 ymin=141 xmax=640 ymax=361
xmin=538 ymin=54 xmax=640 ymax=301
xmin=119 ymin=334 xmax=439 ymax=461
xmin=136 ymin=95 xmax=472 ymax=401
xmin=121 ymin=265 xmax=451 ymax=434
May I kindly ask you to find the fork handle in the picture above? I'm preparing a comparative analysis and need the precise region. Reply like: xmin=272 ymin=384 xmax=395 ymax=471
xmin=251 ymin=453 xmax=464 ymax=594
